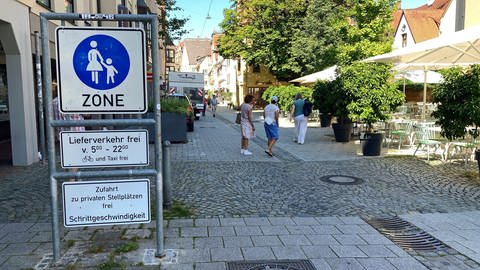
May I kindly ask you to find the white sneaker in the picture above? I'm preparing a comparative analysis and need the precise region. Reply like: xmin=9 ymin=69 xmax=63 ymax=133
xmin=243 ymin=150 xmax=253 ymax=155
xmin=241 ymin=149 xmax=245 ymax=154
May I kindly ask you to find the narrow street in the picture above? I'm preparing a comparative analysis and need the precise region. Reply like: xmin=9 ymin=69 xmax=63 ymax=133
xmin=1 ymin=106 xmax=480 ymax=269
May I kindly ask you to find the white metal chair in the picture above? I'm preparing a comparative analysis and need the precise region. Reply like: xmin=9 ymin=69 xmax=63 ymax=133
xmin=388 ymin=120 xmax=414 ymax=149
xmin=413 ymin=125 xmax=444 ymax=161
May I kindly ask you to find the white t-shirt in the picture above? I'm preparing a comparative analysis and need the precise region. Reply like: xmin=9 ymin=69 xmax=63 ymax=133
xmin=264 ymin=103 xmax=279 ymax=124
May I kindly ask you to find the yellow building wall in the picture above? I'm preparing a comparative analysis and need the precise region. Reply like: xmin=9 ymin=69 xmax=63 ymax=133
xmin=465 ymin=0 xmax=480 ymax=28
xmin=242 ymin=64 xmax=285 ymax=108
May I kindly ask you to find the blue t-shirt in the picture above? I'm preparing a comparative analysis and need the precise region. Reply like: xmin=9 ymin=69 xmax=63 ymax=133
xmin=293 ymin=99 xmax=305 ymax=117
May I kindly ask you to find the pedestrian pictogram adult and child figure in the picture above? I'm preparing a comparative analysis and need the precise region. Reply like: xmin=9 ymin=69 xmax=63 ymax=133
xmin=86 ymin=40 xmax=118 ymax=85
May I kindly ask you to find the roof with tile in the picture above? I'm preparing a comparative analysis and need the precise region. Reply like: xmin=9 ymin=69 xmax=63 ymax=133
xmin=183 ymin=38 xmax=212 ymax=65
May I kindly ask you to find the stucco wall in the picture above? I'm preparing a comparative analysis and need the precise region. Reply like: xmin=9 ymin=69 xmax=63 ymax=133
xmin=465 ymin=0 xmax=480 ymax=29
xmin=393 ymin=15 xmax=416 ymax=48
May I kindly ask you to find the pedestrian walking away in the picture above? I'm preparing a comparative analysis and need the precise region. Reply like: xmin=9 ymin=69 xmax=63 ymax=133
xmin=264 ymin=96 xmax=280 ymax=157
xmin=291 ymin=93 xmax=308 ymax=144
xmin=210 ymin=95 xmax=218 ymax=117
xmin=240 ymin=94 xmax=255 ymax=155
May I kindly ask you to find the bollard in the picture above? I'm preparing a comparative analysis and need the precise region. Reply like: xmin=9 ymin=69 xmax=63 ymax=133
xmin=162 ymin=140 xmax=172 ymax=209
xmin=475 ymin=149 xmax=480 ymax=173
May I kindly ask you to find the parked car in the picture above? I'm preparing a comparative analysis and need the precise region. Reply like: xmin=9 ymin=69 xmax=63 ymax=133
xmin=165 ymin=93 xmax=195 ymax=132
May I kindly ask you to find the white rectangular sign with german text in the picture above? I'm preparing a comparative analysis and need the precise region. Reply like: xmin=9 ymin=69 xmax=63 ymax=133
xmin=60 ymin=130 xmax=148 ymax=168
xmin=62 ymin=179 xmax=150 ymax=227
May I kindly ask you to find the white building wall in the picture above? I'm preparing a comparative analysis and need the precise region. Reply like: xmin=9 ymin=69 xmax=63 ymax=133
xmin=198 ymin=57 xmax=211 ymax=90
xmin=439 ymin=0 xmax=457 ymax=35
xmin=393 ymin=15 xmax=416 ymax=49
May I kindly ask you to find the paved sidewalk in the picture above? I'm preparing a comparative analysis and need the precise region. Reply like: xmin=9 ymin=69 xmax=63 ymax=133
xmin=1 ymin=105 xmax=480 ymax=269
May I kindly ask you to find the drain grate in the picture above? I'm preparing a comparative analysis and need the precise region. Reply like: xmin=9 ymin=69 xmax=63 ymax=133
xmin=320 ymin=175 xmax=364 ymax=185
xmin=227 ymin=260 xmax=316 ymax=270
xmin=365 ymin=216 xmax=447 ymax=251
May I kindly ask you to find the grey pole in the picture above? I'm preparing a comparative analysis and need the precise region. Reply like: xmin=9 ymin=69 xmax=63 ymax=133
xmin=151 ymin=15 xmax=166 ymax=258
xmin=40 ymin=14 xmax=61 ymax=261
xmin=34 ymin=31 xmax=47 ymax=163
xmin=162 ymin=140 xmax=172 ymax=209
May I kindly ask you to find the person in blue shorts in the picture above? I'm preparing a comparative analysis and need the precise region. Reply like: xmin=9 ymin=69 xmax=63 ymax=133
xmin=263 ymin=96 xmax=280 ymax=157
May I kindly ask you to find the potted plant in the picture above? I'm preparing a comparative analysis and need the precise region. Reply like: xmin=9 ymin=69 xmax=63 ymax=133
xmin=335 ymin=63 xmax=403 ymax=154
xmin=144 ymin=97 xmax=191 ymax=143
xmin=328 ymin=76 xmax=354 ymax=142
xmin=431 ymin=65 xmax=480 ymax=170
xmin=160 ymin=97 xmax=191 ymax=143
xmin=312 ymin=80 xmax=338 ymax=127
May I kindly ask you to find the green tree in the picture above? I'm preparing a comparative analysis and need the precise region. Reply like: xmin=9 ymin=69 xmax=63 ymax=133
xmin=337 ymin=62 xmax=403 ymax=130
xmin=157 ymin=0 xmax=189 ymax=41
xmin=218 ymin=0 xmax=396 ymax=80
xmin=290 ymin=0 xmax=347 ymax=75
xmin=336 ymin=0 xmax=396 ymax=65
xmin=432 ymin=65 xmax=480 ymax=140
xmin=218 ymin=0 xmax=309 ymax=81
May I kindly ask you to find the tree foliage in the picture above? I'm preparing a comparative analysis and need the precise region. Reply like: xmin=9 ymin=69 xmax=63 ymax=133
xmin=336 ymin=63 xmax=403 ymax=128
xmin=312 ymin=79 xmax=341 ymax=114
xmin=218 ymin=0 xmax=309 ymax=81
xmin=336 ymin=0 xmax=396 ymax=65
xmin=217 ymin=0 xmax=396 ymax=80
xmin=432 ymin=65 xmax=480 ymax=140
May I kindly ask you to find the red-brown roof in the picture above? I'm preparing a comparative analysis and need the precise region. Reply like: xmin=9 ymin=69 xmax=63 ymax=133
xmin=404 ymin=9 xmax=443 ymax=42
xmin=416 ymin=0 xmax=451 ymax=11
xmin=398 ymin=0 xmax=452 ymax=43
xmin=183 ymin=38 xmax=212 ymax=65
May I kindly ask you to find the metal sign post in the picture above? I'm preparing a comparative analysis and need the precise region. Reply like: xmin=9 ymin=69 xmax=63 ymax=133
xmin=40 ymin=12 xmax=164 ymax=262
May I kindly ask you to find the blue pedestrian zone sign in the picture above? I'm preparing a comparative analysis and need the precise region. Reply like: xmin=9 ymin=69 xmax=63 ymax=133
xmin=56 ymin=27 xmax=146 ymax=114
xmin=73 ymin=35 xmax=130 ymax=90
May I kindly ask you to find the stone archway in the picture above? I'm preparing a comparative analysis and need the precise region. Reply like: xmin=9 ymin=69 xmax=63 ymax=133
xmin=0 ymin=2 xmax=39 ymax=166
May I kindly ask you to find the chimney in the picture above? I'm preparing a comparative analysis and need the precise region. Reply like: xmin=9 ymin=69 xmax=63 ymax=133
xmin=396 ymin=0 xmax=402 ymax=10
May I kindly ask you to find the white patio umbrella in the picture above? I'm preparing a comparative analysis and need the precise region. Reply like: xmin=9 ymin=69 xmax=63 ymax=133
xmin=394 ymin=68 xmax=443 ymax=99
xmin=363 ymin=25 xmax=480 ymax=119
xmin=290 ymin=65 xmax=337 ymax=84
xmin=394 ymin=69 xmax=443 ymax=84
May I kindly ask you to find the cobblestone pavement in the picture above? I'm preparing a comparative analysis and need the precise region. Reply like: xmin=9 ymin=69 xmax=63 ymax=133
xmin=1 ymin=105 xmax=480 ymax=269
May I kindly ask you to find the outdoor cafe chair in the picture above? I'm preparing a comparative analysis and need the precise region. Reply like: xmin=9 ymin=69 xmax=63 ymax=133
xmin=413 ymin=124 xmax=445 ymax=161
xmin=388 ymin=120 xmax=414 ymax=149
xmin=444 ymin=132 xmax=479 ymax=165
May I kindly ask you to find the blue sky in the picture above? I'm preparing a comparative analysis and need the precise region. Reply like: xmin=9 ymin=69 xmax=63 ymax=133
xmin=174 ymin=0 xmax=428 ymax=40
xmin=174 ymin=0 xmax=232 ymax=39
xmin=402 ymin=0 xmax=428 ymax=9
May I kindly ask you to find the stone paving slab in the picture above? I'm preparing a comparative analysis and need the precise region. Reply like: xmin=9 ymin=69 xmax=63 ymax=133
xmin=402 ymin=211 xmax=480 ymax=265
xmin=2 ymin=107 xmax=480 ymax=269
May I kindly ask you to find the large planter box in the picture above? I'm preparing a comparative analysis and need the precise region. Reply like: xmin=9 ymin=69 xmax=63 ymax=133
xmin=144 ymin=112 xmax=187 ymax=143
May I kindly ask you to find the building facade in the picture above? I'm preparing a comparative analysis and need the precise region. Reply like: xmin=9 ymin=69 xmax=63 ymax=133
xmin=0 ymin=0 xmax=164 ymax=166
xmin=393 ymin=0 xmax=480 ymax=49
